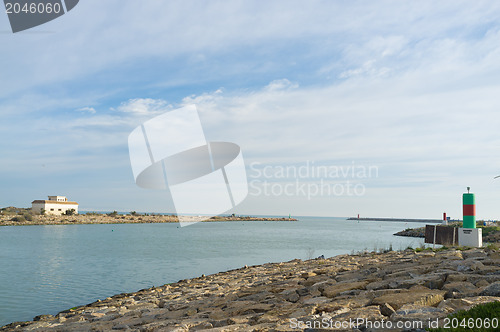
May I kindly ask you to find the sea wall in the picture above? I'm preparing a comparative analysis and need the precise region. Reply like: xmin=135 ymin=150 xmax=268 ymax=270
xmin=2 ymin=247 xmax=499 ymax=331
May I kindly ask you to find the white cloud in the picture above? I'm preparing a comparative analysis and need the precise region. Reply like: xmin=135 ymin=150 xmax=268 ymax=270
xmin=3 ymin=1 xmax=500 ymax=99
xmin=76 ymin=106 xmax=96 ymax=114
xmin=115 ymin=98 xmax=171 ymax=115
xmin=264 ymin=79 xmax=299 ymax=91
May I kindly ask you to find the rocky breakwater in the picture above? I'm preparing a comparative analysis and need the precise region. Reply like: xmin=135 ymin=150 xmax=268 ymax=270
xmin=393 ymin=227 xmax=425 ymax=238
xmin=2 ymin=248 xmax=500 ymax=331
xmin=0 ymin=214 xmax=297 ymax=226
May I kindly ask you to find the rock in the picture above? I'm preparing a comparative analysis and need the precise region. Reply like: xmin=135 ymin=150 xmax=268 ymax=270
xmin=396 ymin=272 xmax=446 ymax=289
xmin=33 ymin=314 xmax=54 ymax=321
xmin=366 ymin=279 xmax=399 ymax=290
xmin=455 ymin=260 xmax=485 ymax=272
xmin=446 ymin=273 xmax=469 ymax=282
xmin=442 ymin=281 xmax=478 ymax=297
xmin=461 ymin=295 xmax=500 ymax=306
xmin=380 ymin=303 xmax=396 ymax=317
xmin=191 ymin=321 xmax=213 ymax=330
xmin=186 ymin=308 xmax=197 ymax=316
xmin=301 ymin=272 xmax=317 ymax=278
xmin=327 ymin=296 xmax=371 ymax=309
xmin=112 ymin=323 xmax=131 ymax=330
xmin=436 ymin=250 xmax=463 ymax=260
xmin=390 ymin=304 xmax=447 ymax=325
xmin=322 ymin=281 xmax=368 ymax=298
xmin=462 ymin=249 xmax=488 ymax=260
xmin=287 ymin=292 xmax=300 ymax=303
xmin=332 ymin=306 xmax=385 ymax=327
xmin=476 ymin=280 xmax=490 ymax=288
xmin=296 ymin=287 xmax=310 ymax=296
xmin=479 ymin=281 xmax=500 ymax=296
xmin=438 ymin=295 xmax=500 ymax=313
xmin=372 ymin=289 xmax=446 ymax=310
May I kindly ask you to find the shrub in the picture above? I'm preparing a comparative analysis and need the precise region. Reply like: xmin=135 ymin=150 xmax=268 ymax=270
xmin=11 ymin=215 xmax=26 ymax=222
xmin=63 ymin=209 xmax=76 ymax=216
xmin=477 ymin=225 xmax=500 ymax=236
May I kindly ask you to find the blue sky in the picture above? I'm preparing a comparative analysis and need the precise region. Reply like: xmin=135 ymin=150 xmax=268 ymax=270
xmin=1 ymin=1 xmax=500 ymax=219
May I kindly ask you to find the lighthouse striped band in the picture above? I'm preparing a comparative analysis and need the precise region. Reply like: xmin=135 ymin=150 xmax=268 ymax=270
xmin=462 ymin=193 xmax=476 ymax=229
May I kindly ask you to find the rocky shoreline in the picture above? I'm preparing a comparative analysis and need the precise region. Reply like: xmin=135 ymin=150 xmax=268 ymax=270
xmin=393 ymin=227 xmax=426 ymax=238
xmin=2 ymin=247 xmax=499 ymax=331
xmin=0 ymin=214 xmax=297 ymax=227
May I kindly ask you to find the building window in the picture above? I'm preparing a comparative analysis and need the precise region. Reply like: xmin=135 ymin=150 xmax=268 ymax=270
xmin=50 ymin=208 xmax=54 ymax=211
xmin=58 ymin=209 xmax=62 ymax=211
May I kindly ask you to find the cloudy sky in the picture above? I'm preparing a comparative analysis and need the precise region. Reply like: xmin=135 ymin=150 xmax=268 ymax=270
xmin=1 ymin=1 xmax=500 ymax=219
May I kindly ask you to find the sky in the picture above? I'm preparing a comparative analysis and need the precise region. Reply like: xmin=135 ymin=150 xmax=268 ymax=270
xmin=1 ymin=1 xmax=500 ymax=219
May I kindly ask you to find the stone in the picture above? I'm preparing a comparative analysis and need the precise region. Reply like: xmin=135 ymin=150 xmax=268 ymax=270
xmin=287 ymin=292 xmax=300 ymax=303
xmin=322 ymin=281 xmax=368 ymax=298
xmin=33 ymin=314 xmax=54 ymax=321
xmin=327 ymin=296 xmax=372 ymax=309
xmin=476 ymin=280 xmax=490 ymax=288
xmin=446 ymin=273 xmax=469 ymax=282
xmin=335 ymin=271 xmax=366 ymax=282
xmin=332 ymin=306 xmax=385 ymax=327
xmin=372 ymin=289 xmax=446 ymax=310
xmin=479 ymin=281 xmax=500 ymax=296
xmin=390 ymin=304 xmax=447 ymax=325
xmin=442 ymin=281 xmax=478 ymax=297
xmin=396 ymin=272 xmax=446 ymax=289
xmin=112 ymin=323 xmax=130 ymax=330
xmin=436 ymin=250 xmax=463 ymax=260
xmin=462 ymin=249 xmax=488 ymax=260
xmin=380 ymin=303 xmax=396 ymax=317
xmin=366 ymin=279 xmax=398 ymax=290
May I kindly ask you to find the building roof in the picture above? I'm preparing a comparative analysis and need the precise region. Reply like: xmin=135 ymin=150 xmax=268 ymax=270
xmin=31 ymin=200 xmax=79 ymax=205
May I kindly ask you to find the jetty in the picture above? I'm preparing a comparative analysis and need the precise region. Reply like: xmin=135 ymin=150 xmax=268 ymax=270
xmin=2 ymin=247 xmax=499 ymax=331
xmin=347 ymin=217 xmax=443 ymax=223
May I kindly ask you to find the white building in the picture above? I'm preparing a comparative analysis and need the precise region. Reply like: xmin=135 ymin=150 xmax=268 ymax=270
xmin=31 ymin=196 xmax=79 ymax=215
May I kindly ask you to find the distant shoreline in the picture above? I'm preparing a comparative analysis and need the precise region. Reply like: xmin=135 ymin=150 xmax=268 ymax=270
xmin=0 ymin=214 xmax=297 ymax=226
xmin=347 ymin=217 xmax=446 ymax=223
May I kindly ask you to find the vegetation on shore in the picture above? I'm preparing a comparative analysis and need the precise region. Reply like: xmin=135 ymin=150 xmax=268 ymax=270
xmin=0 ymin=207 xmax=297 ymax=226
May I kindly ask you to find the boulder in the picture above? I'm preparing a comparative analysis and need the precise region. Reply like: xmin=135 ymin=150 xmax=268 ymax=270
xmin=479 ymin=281 xmax=500 ymax=296
xmin=396 ymin=273 xmax=446 ymax=289
xmin=442 ymin=281 xmax=478 ymax=297
xmin=322 ymin=281 xmax=368 ymax=298
xmin=380 ymin=303 xmax=396 ymax=317
xmin=332 ymin=305 xmax=385 ymax=328
xmin=462 ymin=249 xmax=487 ymax=260
xmin=372 ymin=289 xmax=446 ymax=310
xmin=390 ymin=304 xmax=447 ymax=325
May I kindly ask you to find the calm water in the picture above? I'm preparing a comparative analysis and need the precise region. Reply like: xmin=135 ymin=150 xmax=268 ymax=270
xmin=0 ymin=217 xmax=429 ymax=326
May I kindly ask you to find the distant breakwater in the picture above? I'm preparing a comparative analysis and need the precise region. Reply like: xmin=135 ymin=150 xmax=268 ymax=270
xmin=348 ymin=217 xmax=443 ymax=223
